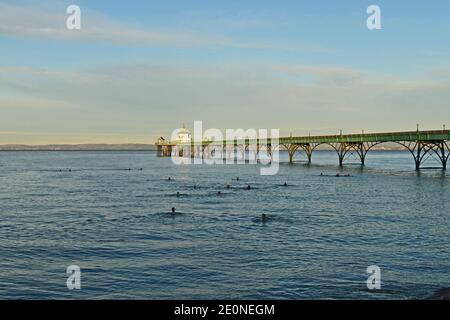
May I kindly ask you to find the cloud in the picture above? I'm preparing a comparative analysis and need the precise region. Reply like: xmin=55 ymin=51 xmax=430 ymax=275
xmin=1 ymin=63 xmax=449 ymax=144
xmin=0 ymin=3 xmax=324 ymax=50
xmin=0 ymin=3 xmax=224 ymax=47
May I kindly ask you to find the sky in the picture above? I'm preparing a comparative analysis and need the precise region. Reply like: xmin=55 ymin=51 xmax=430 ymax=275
xmin=0 ymin=0 xmax=449 ymax=144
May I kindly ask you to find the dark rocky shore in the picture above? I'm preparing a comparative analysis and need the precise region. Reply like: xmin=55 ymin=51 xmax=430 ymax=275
xmin=427 ymin=288 xmax=450 ymax=300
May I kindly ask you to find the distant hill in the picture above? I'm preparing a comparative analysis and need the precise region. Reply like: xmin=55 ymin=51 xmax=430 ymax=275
xmin=0 ymin=144 xmax=156 ymax=151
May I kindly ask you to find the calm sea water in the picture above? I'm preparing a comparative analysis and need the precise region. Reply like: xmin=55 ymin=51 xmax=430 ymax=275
xmin=0 ymin=150 xmax=448 ymax=299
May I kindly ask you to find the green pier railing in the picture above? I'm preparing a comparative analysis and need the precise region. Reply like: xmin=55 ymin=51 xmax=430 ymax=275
xmin=156 ymin=130 xmax=450 ymax=147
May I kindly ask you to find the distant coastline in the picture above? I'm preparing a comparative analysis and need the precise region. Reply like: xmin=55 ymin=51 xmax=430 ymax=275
xmin=0 ymin=144 xmax=157 ymax=151
xmin=0 ymin=143 xmax=406 ymax=151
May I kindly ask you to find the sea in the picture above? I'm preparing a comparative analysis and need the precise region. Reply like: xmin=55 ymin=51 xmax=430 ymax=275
xmin=0 ymin=150 xmax=448 ymax=299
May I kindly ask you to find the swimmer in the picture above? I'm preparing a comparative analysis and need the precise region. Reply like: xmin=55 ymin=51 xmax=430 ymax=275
xmin=345 ymin=173 xmax=350 ymax=177
xmin=336 ymin=173 xmax=340 ymax=177
xmin=217 ymin=191 xmax=222 ymax=196
xmin=225 ymin=184 xmax=231 ymax=189
xmin=245 ymin=184 xmax=251 ymax=190
xmin=236 ymin=177 xmax=240 ymax=181
xmin=176 ymin=192 xmax=180 ymax=198
xmin=171 ymin=207 xmax=176 ymax=214
xmin=168 ymin=177 xmax=172 ymax=181
xmin=261 ymin=214 xmax=267 ymax=223
xmin=320 ymin=173 xmax=324 ymax=176
xmin=193 ymin=185 xmax=197 ymax=189
xmin=283 ymin=182 xmax=288 ymax=187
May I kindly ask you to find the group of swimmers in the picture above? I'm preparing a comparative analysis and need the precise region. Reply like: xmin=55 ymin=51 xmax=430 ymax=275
xmin=320 ymin=172 xmax=351 ymax=177
xmin=58 ymin=168 xmax=144 ymax=172
xmin=169 ymin=176 xmax=288 ymax=194
xmin=167 ymin=176 xmax=287 ymax=222
xmin=167 ymin=172 xmax=349 ymax=221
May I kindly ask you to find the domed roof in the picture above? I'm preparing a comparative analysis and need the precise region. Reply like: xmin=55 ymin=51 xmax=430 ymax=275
xmin=178 ymin=126 xmax=190 ymax=134
xmin=176 ymin=124 xmax=191 ymax=143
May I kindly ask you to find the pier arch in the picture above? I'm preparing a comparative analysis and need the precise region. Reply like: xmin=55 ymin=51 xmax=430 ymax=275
xmin=283 ymin=143 xmax=320 ymax=164
xmin=396 ymin=140 xmax=450 ymax=170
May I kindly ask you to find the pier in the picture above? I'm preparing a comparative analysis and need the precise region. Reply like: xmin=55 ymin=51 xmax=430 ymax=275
xmin=155 ymin=129 xmax=450 ymax=170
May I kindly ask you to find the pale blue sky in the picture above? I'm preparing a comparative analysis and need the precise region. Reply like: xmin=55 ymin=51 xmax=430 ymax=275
xmin=1 ymin=0 xmax=449 ymax=144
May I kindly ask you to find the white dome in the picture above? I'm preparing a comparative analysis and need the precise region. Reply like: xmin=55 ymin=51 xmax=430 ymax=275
xmin=176 ymin=125 xmax=191 ymax=143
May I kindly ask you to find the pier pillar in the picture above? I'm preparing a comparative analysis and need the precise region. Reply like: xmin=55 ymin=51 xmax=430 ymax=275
xmin=299 ymin=143 xmax=317 ymax=164
xmin=435 ymin=141 xmax=449 ymax=170
xmin=247 ymin=143 xmax=258 ymax=163
xmin=351 ymin=142 xmax=379 ymax=166
xmin=284 ymin=144 xmax=300 ymax=164
xmin=162 ymin=145 xmax=172 ymax=157
xmin=414 ymin=143 xmax=424 ymax=170
xmin=267 ymin=144 xmax=273 ymax=163
xmin=330 ymin=143 xmax=352 ymax=167
xmin=400 ymin=141 xmax=432 ymax=171
xmin=156 ymin=145 xmax=163 ymax=157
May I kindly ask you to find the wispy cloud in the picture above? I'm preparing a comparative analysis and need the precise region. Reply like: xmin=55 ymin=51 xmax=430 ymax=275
xmin=0 ymin=3 xmax=222 ymax=47
xmin=0 ymin=3 xmax=325 ymax=51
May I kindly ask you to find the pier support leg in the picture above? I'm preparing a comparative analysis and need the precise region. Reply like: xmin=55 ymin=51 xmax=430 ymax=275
xmin=224 ymin=145 xmax=234 ymax=162
xmin=156 ymin=145 xmax=163 ymax=157
xmin=268 ymin=145 xmax=273 ymax=163
xmin=283 ymin=144 xmax=300 ymax=164
xmin=306 ymin=150 xmax=312 ymax=163
xmin=330 ymin=143 xmax=352 ymax=167
xmin=350 ymin=142 xmax=379 ymax=166
xmin=434 ymin=141 xmax=450 ymax=170
xmin=399 ymin=141 xmax=438 ymax=171
xmin=299 ymin=143 xmax=319 ymax=164
xmin=256 ymin=144 xmax=272 ymax=163
xmin=329 ymin=142 xmax=378 ymax=167
xmin=163 ymin=145 xmax=172 ymax=157
xmin=235 ymin=144 xmax=245 ymax=163
xmin=415 ymin=145 xmax=424 ymax=171
xmin=246 ymin=144 xmax=258 ymax=163
xmin=282 ymin=143 xmax=320 ymax=164
xmin=255 ymin=144 xmax=260 ymax=163
xmin=338 ymin=150 xmax=345 ymax=167
xmin=288 ymin=150 xmax=294 ymax=163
